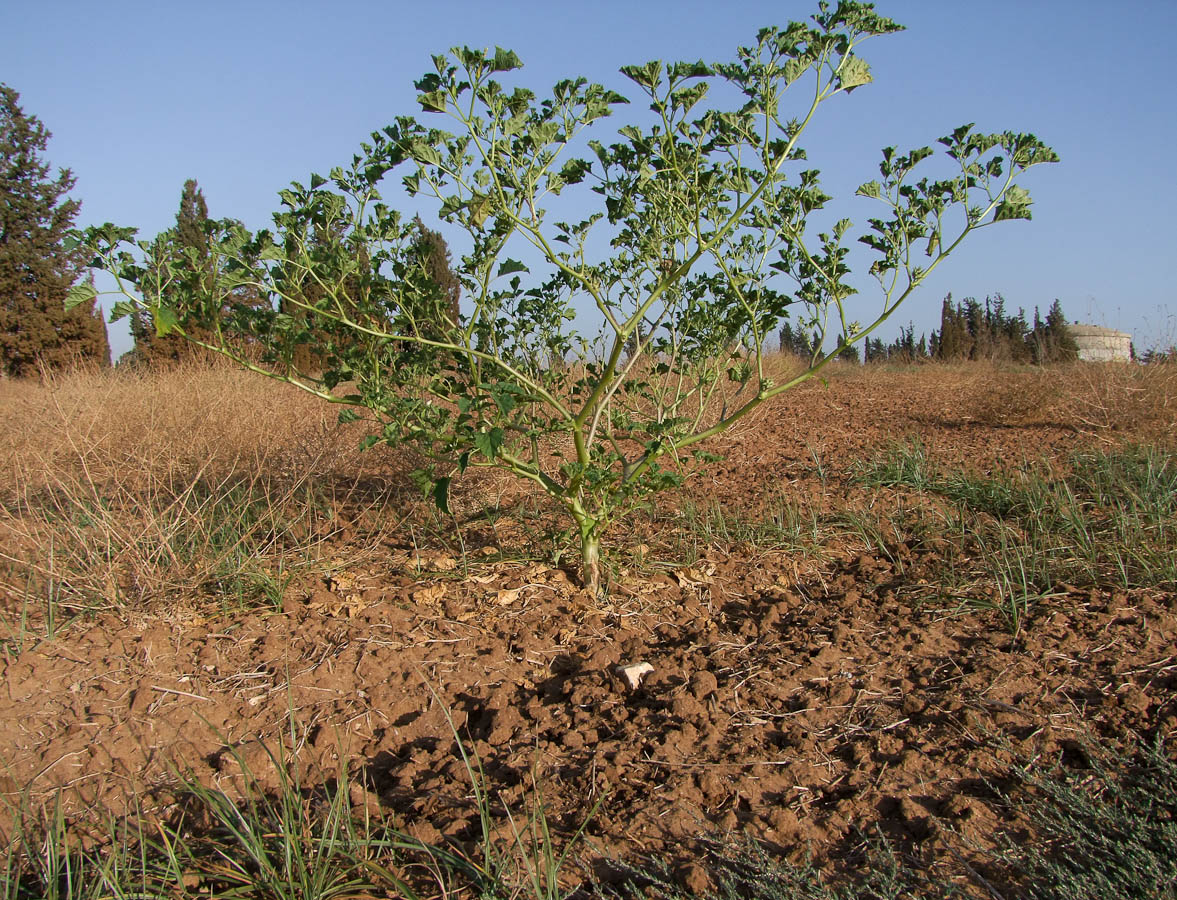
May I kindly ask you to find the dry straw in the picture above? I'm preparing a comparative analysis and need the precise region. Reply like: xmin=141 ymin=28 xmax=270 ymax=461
xmin=0 ymin=360 xmax=408 ymax=618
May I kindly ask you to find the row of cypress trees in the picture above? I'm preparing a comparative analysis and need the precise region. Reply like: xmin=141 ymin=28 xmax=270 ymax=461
xmin=925 ymin=294 xmax=1078 ymax=364
xmin=780 ymin=294 xmax=1080 ymax=365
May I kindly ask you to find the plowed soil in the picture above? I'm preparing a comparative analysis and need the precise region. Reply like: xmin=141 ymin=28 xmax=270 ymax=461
xmin=2 ymin=366 xmax=1175 ymax=893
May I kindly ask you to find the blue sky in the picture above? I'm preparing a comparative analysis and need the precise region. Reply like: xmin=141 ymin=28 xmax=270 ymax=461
xmin=6 ymin=1 xmax=1175 ymax=359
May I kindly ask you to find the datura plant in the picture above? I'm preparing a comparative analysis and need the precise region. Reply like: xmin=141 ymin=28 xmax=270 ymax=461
xmin=72 ymin=2 xmax=1057 ymax=595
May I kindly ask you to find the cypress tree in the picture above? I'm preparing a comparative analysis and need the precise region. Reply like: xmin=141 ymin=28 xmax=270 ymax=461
xmin=1027 ymin=301 xmax=1077 ymax=364
xmin=0 ymin=84 xmax=109 ymax=376
xmin=129 ymin=178 xmax=213 ymax=365
xmin=935 ymin=294 xmax=971 ymax=361
xmin=965 ymin=297 xmax=991 ymax=360
xmin=272 ymin=215 xmax=460 ymax=375
xmin=779 ymin=321 xmax=796 ymax=356
xmin=1045 ymin=299 xmax=1078 ymax=362
xmin=837 ymin=335 xmax=860 ymax=363
xmin=408 ymin=215 xmax=460 ymax=337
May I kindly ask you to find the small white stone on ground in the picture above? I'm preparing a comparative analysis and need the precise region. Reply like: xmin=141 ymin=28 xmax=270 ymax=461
xmin=617 ymin=661 xmax=654 ymax=691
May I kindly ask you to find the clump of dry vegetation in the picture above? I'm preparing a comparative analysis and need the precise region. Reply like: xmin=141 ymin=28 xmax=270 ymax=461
xmin=889 ymin=358 xmax=1177 ymax=443
xmin=0 ymin=360 xmax=411 ymax=619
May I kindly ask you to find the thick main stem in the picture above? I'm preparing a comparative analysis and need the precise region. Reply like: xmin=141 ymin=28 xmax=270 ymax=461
xmin=578 ymin=519 xmax=602 ymax=598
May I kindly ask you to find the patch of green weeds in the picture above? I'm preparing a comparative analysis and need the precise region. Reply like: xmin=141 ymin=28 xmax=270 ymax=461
xmin=0 ymin=706 xmax=597 ymax=900
xmin=831 ymin=506 xmax=911 ymax=575
xmin=1 ymin=790 xmax=155 ymax=900
xmin=599 ymin=830 xmax=961 ymax=899
xmin=996 ymin=738 xmax=1177 ymax=900
xmin=597 ymin=736 xmax=1176 ymax=900
xmin=0 ymin=562 xmax=66 ymax=659
xmin=425 ymin=680 xmax=601 ymax=900
xmin=952 ymin=523 xmax=1068 ymax=638
xmin=3 ymin=470 xmax=340 ymax=620
xmin=3 ymin=720 xmax=1173 ymax=900
xmin=851 ymin=437 xmax=939 ymax=494
xmin=161 ymin=741 xmax=443 ymax=900
xmin=853 ymin=441 xmax=1177 ymax=631
xmin=676 ymin=495 xmax=823 ymax=553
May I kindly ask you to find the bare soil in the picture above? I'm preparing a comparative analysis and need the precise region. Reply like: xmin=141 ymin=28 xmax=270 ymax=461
xmin=2 ymin=366 xmax=1174 ymax=892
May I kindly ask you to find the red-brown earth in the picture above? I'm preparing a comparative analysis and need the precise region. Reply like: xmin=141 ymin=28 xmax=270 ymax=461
xmin=1 ymin=364 xmax=1174 ymax=894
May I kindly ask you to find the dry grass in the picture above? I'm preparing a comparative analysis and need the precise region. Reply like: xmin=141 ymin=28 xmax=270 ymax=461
xmin=0 ymin=351 xmax=814 ymax=629
xmin=2 ymin=355 xmax=1171 ymax=634
xmin=0 ymin=360 xmax=412 ymax=627
xmin=1058 ymin=359 xmax=1177 ymax=441
xmin=1 ymin=360 xmax=364 ymax=496
xmin=859 ymin=359 xmax=1177 ymax=444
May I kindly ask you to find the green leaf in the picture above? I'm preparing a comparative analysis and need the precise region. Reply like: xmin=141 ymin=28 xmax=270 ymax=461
xmin=338 ymin=408 xmax=361 ymax=424
xmin=458 ymin=451 xmax=471 ymax=474
xmin=994 ymin=185 xmax=1033 ymax=221
xmin=493 ymin=390 xmax=516 ymax=416
xmin=784 ymin=58 xmax=811 ymax=84
xmin=855 ymin=180 xmax=882 ymax=200
xmin=557 ymin=157 xmax=591 ymax=186
xmin=310 ymin=172 xmax=326 ymax=189
xmin=432 ymin=477 xmax=452 ymax=515
xmin=497 ymin=259 xmax=529 ymax=278
xmin=839 ymin=55 xmax=872 ymax=91
xmin=455 ymin=47 xmax=484 ymax=70
xmin=418 ymin=90 xmax=447 ymax=113
xmin=473 ymin=427 xmax=505 ymax=460
xmin=154 ymin=306 xmax=179 ymax=336
xmin=619 ymin=61 xmax=662 ymax=90
xmin=669 ymin=60 xmax=713 ymax=79
xmin=491 ymin=47 xmax=523 ymax=72
xmin=359 ymin=435 xmax=381 ymax=451
xmin=110 ymin=300 xmax=138 ymax=322
xmin=64 ymin=282 xmax=97 ymax=311
xmin=469 ymin=194 xmax=491 ymax=229
xmin=408 ymin=139 xmax=442 ymax=167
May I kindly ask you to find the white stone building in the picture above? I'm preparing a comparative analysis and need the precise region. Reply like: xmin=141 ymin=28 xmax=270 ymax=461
xmin=1069 ymin=324 xmax=1132 ymax=362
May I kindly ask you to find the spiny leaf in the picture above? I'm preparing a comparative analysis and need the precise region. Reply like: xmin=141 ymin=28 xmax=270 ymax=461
xmin=994 ymin=184 xmax=1033 ymax=221
xmin=418 ymin=90 xmax=447 ymax=113
xmin=784 ymin=57 xmax=812 ymax=84
xmin=474 ymin=427 xmax=505 ymax=460
xmin=110 ymin=300 xmax=138 ymax=321
xmin=492 ymin=47 xmax=523 ymax=72
xmin=620 ymin=61 xmax=662 ymax=90
xmin=469 ymin=194 xmax=491 ymax=229
xmin=495 ymin=389 xmax=517 ymax=416
xmin=669 ymin=60 xmax=713 ymax=79
xmin=839 ymin=55 xmax=872 ymax=91
xmin=498 ymin=259 xmax=529 ymax=278
xmin=407 ymin=139 xmax=442 ymax=167
xmin=856 ymin=180 xmax=882 ymax=200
